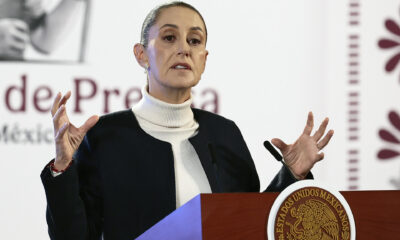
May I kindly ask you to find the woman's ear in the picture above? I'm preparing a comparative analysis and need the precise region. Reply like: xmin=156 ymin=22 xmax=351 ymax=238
xmin=133 ymin=43 xmax=148 ymax=69
xmin=201 ymin=50 xmax=209 ymax=73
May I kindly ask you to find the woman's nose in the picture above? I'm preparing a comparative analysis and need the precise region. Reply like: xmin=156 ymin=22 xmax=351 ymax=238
xmin=177 ymin=39 xmax=190 ymax=56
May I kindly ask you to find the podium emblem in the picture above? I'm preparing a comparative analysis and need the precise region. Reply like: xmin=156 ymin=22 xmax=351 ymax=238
xmin=267 ymin=180 xmax=355 ymax=240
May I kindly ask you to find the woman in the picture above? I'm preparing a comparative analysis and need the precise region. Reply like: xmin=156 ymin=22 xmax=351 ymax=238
xmin=41 ymin=2 xmax=333 ymax=239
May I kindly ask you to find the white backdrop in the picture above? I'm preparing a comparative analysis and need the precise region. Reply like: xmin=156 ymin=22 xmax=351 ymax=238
xmin=0 ymin=0 xmax=399 ymax=239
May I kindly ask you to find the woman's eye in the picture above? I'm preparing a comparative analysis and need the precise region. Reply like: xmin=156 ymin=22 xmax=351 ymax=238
xmin=163 ymin=35 xmax=175 ymax=42
xmin=189 ymin=38 xmax=201 ymax=45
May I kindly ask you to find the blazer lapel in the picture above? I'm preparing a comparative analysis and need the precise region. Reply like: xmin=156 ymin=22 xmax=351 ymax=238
xmin=189 ymin=134 xmax=221 ymax=193
xmin=190 ymin=109 xmax=221 ymax=193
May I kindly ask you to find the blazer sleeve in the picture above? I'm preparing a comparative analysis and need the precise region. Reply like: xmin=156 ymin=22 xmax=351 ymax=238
xmin=40 ymin=134 xmax=103 ymax=240
xmin=264 ymin=164 xmax=313 ymax=192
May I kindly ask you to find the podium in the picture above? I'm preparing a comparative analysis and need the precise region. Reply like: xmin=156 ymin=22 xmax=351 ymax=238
xmin=137 ymin=191 xmax=400 ymax=239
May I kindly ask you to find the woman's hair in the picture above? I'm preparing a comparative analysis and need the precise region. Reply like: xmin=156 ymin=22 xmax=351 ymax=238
xmin=140 ymin=1 xmax=207 ymax=48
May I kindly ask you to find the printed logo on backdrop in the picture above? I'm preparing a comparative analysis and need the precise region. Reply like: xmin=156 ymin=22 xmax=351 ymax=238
xmin=378 ymin=111 xmax=400 ymax=189
xmin=267 ymin=180 xmax=355 ymax=240
xmin=0 ymin=0 xmax=90 ymax=63
xmin=377 ymin=7 xmax=400 ymax=189
xmin=378 ymin=10 xmax=400 ymax=84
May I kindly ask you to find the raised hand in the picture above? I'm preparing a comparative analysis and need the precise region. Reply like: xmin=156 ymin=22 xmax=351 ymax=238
xmin=51 ymin=91 xmax=99 ymax=170
xmin=271 ymin=112 xmax=334 ymax=179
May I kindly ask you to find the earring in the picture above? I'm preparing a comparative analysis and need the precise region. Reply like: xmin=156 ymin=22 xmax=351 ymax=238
xmin=144 ymin=63 xmax=149 ymax=74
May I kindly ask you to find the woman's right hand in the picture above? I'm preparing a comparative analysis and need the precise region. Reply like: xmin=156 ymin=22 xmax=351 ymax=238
xmin=51 ymin=91 xmax=99 ymax=171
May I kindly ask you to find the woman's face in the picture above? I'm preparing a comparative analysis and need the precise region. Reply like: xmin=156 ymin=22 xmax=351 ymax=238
xmin=145 ymin=7 xmax=208 ymax=99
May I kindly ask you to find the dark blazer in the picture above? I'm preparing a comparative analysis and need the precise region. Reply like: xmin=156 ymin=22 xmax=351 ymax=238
xmin=41 ymin=109 xmax=304 ymax=240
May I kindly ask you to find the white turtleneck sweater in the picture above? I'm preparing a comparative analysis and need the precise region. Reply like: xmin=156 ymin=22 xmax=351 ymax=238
xmin=132 ymin=86 xmax=211 ymax=208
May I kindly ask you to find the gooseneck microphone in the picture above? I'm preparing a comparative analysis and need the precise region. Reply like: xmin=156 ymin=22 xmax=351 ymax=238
xmin=264 ymin=140 xmax=300 ymax=180
xmin=263 ymin=140 xmax=283 ymax=162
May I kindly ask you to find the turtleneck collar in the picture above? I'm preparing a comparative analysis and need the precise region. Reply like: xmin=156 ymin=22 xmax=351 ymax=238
xmin=131 ymin=85 xmax=195 ymax=128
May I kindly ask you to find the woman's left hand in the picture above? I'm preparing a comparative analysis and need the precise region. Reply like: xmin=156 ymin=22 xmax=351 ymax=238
xmin=271 ymin=112 xmax=334 ymax=180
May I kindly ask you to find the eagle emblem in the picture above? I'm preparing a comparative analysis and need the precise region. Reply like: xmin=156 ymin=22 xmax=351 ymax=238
xmin=286 ymin=199 xmax=340 ymax=240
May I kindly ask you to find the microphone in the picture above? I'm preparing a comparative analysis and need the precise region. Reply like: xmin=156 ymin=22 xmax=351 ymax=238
xmin=263 ymin=140 xmax=283 ymax=162
xmin=264 ymin=140 xmax=300 ymax=180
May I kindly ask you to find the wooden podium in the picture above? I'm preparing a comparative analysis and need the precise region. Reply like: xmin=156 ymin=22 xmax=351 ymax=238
xmin=136 ymin=191 xmax=400 ymax=239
